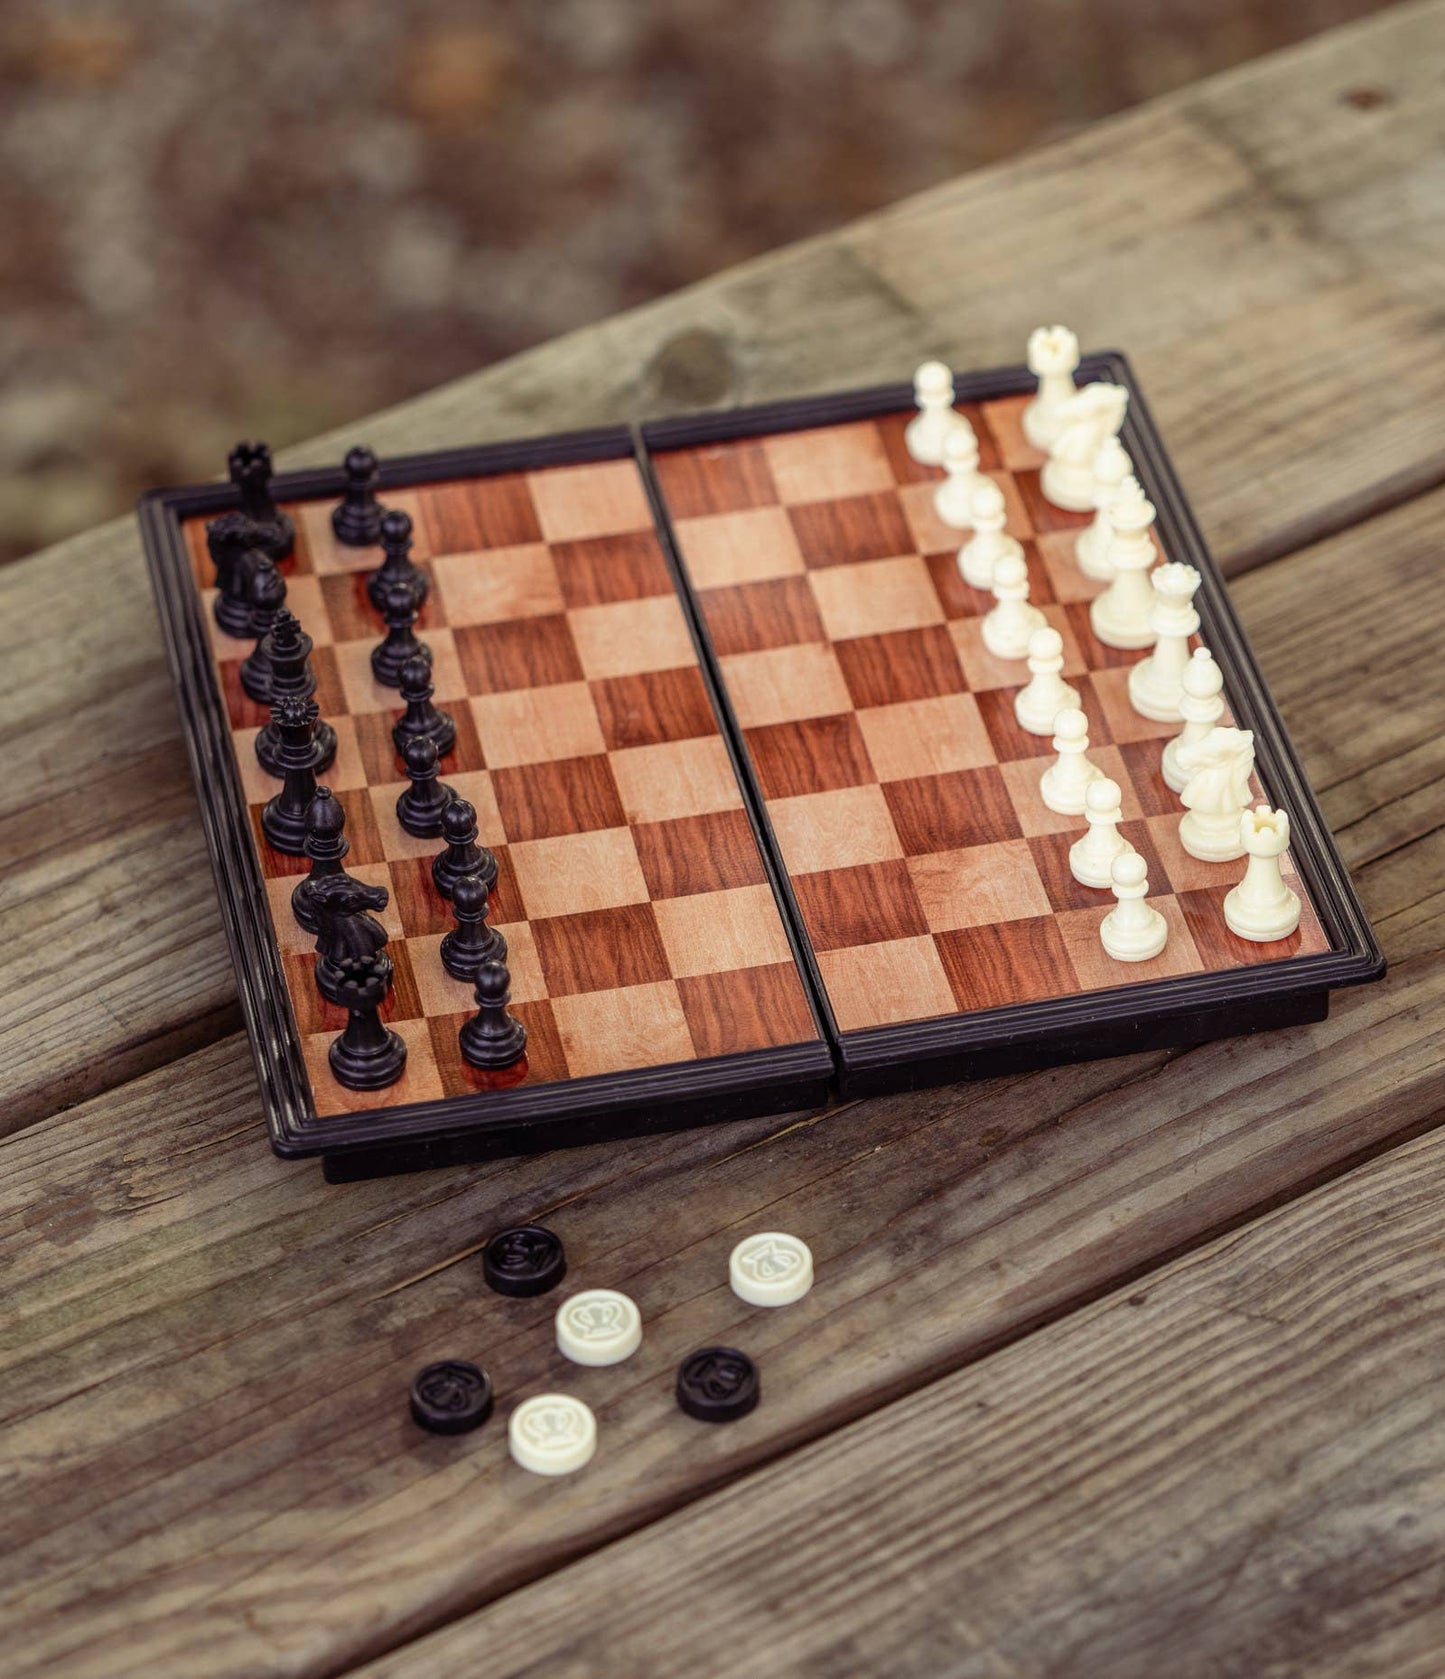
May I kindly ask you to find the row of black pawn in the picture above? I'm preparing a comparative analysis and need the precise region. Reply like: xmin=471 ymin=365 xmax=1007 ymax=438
xmin=205 ymin=441 xmax=526 ymax=1091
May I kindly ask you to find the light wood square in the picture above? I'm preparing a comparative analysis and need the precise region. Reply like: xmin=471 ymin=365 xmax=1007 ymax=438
xmin=303 ymin=1016 xmax=443 ymax=1115
xmin=906 ymin=839 xmax=1052 ymax=933
xmin=609 ymin=736 xmax=744 ymax=824
xmin=949 ymin=603 xmax=1083 ymax=693
xmin=1145 ymin=813 xmax=1246 ymax=895
xmin=552 ymin=980 xmax=696 ymax=1077
xmin=1000 ymin=744 xmax=1144 ymax=839
xmin=717 ymin=643 xmax=852 ymax=729
xmin=264 ymin=861 xmax=401 ymax=956
xmin=469 ymin=682 xmax=605 ymax=770
xmin=767 ymin=784 xmax=903 ymax=876
xmin=526 ymin=460 xmax=653 ymax=544
xmin=203 ymin=574 xmax=334 ymax=662
xmin=298 ymin=489 xmax=432 ymax=574
xmin=899 ymin=469 xmax=1030 ymax=555
xmin=817 ymin=935 xmax=957 ymax=1031
xmin=409 ymin=921 xmax=547 ymax=1012
xmin=677 ymin=507 xmax=805 ymax=588
xmin=370 ymin=768 xmax=499 ymax=861
xmin=234 ymin=714 xmax=367 ymax=804
xmin=1092 ymin=665 xmax=1180 ymax=745
xmin=509 ymin=826 xmax=650 ymax=920
xmin=856 ymin=693 xmax=994 ymax=783
xmin=334 ymin=628 xmax=463 ymax=717
xmin=762 ymin=421 xmax=895 ymax=505
xmin=1057 ymin=895 xmax=1206 ymax=992
xmin=807 ymin=555 xmax=944 ymax=642
xmin=432 ymin=544 xmax=564 ymax=626
xmin=652 ymin=885 xmax=793 ymax=978
xmin=567 ymin=594 xmax=696 ymax=680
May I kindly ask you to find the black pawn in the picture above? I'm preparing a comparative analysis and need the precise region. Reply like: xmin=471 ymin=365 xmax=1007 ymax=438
xmin=206 ymin=511 xmax=263 ymax=637
xmin=432 ymin=797 xmax=498 ymax=899
xmin=458 ymin=957 xmax=527 ymax=1070
xmin=332 ymin=445 xmax=383 ymax=547
xmin=261 ymin=696 xmax=320 ymax=854
xmin=366 ymin=508 xmax=429 ymax=613
xmin=327 ymin=951 xmax=407 ymax=1089
xmin=255 ymin=610 xmax=337 ymax=776
xmin=392 ymin=654 xmax=456 ymax=759
xmin=227 ymin=439 xmax=294 ymax=563
xmin=396 ymin=736 xmax=455 ymax=838
xmin=371 ymin=577 xmax=430 ymax=688
xmin=239 ymin=556 xmax=288 ymax=703
xmin=440 ymin=872 xmax=507 ymax=981
xmin=291 ymin=787 xmax=354 ymax=933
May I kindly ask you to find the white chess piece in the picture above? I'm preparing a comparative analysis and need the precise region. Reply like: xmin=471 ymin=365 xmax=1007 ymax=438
xmin=1069 ymin=776 xmax=1135 ymax=889
xmin=1023 ymin=325 xmax=1081 ymax=451
xmin=1089 ymin=479 xmax=1158 ymax=650
xmin=933 ymin=422 xmax=986 ymax=529
xmin=1014 ymin=624 xmax=1080 ymax=736
xmin=1041 ymin=382 xmax=1128 ymax=511
xmin=905 ymin=360 xmax=967 ymax=466
xmin=1039 ymin=707 xmax=1102 ymax=815
xmin=1100 ymin=850 xmax=1168 ymax=962
xmin=981 ymin=551 xmax=1045 ymax=660
xmin=1163 ymin=646 xmax=1226 ymax=792
xmin=1177 ymin=726 xmax=1256 ymax=862
xmin=1224 ymin=805 xmax=1302 ymax=941
xmin=1074 ymin=435 xmax=1133 ymax=580
xmin=957 ymin=478 xmax=1020 ymax=591
xmin=1128 ymin=562 xmax=1202 ymax=721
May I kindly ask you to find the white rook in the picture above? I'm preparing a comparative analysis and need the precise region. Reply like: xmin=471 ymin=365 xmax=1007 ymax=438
xmin=1224 ymin=805 xmax=1302 ymax=941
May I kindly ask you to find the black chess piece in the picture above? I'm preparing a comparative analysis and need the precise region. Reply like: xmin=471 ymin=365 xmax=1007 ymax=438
xmin=371 ymin=577 xmax=430 ymax=689
xmin=227 ymin=440 xmax=294 ymax=563
xmin=327 ymin=951 xmax=408 ymax=1089
xmin=310 ymin=872 xmax=391 ymax=1003
xmin=254 ymin=610 xmax=337 ymax=776
xmin=431 ymin=797 xmax=498 ymax=899
xmin=291 ymin=787 xmax=357 ymax=933
xmin=396 ymin=735 xmax=455 ymax=838
xmin=331 ymin=445 xmax=384 ymax=547
xmin=206 ymin=512 xmax=266 ymax=637
xmin=458 ymin=956 xmax=527 ymax=1070
xmin=392 ymin=654 xmax=456 ymax=759
xmin=260 ymin=696 xmax=321 ymax=854
xmin=239 ymin=555 xmax=288 ymax=703
xmin=440 ymin=872 xmax=507 ymax=981
xmin=366 ymin=508 xmax=428 ymax=614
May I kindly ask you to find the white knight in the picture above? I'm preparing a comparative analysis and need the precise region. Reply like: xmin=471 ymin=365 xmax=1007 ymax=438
xmin=1041 ymin=382 xmax=1128 ymax=512
xmin=1177 ymin=726 xmax=1256 ymax=862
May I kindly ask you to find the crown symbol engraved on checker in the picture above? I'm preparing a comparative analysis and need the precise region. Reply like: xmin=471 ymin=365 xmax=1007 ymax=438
xmin=555 ymin=1288 xmax=642 ymax=1366
xmin=483 ymin=1224 xmax=566 ymax=1298
xmin=730 ymin=1232 xmax=814 ymax=1307
xmin=676 ymin=1347 xmax=761 ymax=1423
xmin=409 ymin=1359 xmax=493 ymax=1435
xmin=509 ymin=1394 xmax=597 ymax=1476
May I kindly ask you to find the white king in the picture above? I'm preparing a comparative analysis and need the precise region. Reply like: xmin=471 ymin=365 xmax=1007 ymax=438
xmin=1224 ymin=805 xmax=1302 ymax=942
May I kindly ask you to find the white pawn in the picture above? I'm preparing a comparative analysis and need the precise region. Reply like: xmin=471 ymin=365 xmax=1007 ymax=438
xmin=1100 ymin=850 xmax=1168 ymax=962
xmin=1074 ymin=435 xmax=1133 ymax=580
xmin=1069 ymin=776 xmax=1135 ymax=888
xmin=905 ymin=360 xmax=967 ymax=466
xmin=1022 ymin=325 xmax=1081 ymax=451
xmin=1089 ymin=479 xmax=1158 ymax=650
xmin=1128 ymin=562 xmax=1202 ymax=721
xmin=1014 ymin=624 xmax=1081 ymax=736
xmin=1039 ymin=707 xmax=1102 ymax=816
xmin=1041 ymin=382 xmax=1128 ymax=511
xmin=958 ymin=478 xmax=1021 ymax=591
xmin=1224 ymin=805 xmax=1301 ymax=942
xmin=1163 ymin=646 xmax=1226 ymax=793
xmin=933 ymin=422 xmax=986 ymax=529
xmin=1177 ymin=726 xmax=1256 ymax=862
xmin=981 ymin=551 xmax=1045 ymax=661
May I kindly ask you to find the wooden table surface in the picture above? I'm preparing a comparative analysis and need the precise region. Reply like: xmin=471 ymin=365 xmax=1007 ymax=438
xmin=4 ymin=5 xmax=1444 ymax=1674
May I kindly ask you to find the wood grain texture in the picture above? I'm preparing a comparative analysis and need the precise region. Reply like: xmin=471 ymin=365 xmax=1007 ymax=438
xmin=5 ymin=0 xmax=1445 ymax=1134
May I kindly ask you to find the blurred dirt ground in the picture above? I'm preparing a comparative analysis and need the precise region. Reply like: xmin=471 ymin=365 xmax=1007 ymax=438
xmin=0 ymin=0 xmax=1394 ymax=562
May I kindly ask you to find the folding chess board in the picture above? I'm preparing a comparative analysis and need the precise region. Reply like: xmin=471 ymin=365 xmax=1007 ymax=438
xmin=141 ymin=354 xmax=1383 ymax=1178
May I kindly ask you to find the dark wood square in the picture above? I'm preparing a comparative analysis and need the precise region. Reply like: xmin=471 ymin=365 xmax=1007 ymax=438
xmin=789 ymin=490 xmax=914 ymax=569
xmin=532 ymin=902 xmax=671 ymax=996
xmin=319 ymin=567 xmax=444 ymax=643
xmin=492 ymin=753 xmax=626 ymax=842
xmin=699 ymin=574 xmax=826 ymax=656
xmin=421 ymin=475 xmax=543 ymax=554
xmin=453 ymin=614 xmax=583 ymax=694
xmin=1180 ymin=885 xmax=1308 ymax=969
xmin=1063 ymin=600 xmax=1140 ymax=670
xmin=884 ymin=765 xmax=1023 ymax=854
xmin=388 ymin=855 xmax=454 ymax=938
xmin=1116 ymin=739 xmax=1185 ymax=818
xmin=834 ymin=624 xmax=968 ymax=708
xmin=428 ymin=999 xmax=569 ymax=1092
xmin=975 ymin=680 xmax=1113 ymax=765
xmin=1027 ymin=821 xmax=1167 ymax=915
xmin=677 ymin=962 xmax=819 ymax=1058
xmin=745 ymin=714 xmax=876 ymax=801
xmin=632 ymin=809 xmax=769 ymax=899
xmin=591 ymin=666 xmax=716 ymax=751
xmin=551 ymin=530 xmax=675 ymax=608
xmin=489 ymin=844 xmax=527 ymax=924
xmin=935 ymin=917 xmax=1076 ymax=1012
xmin=282 ymin=942 xmax=424 ymax=1037
xmin=652 ymin=441 xmax=778 ymax=518
xmin=792 ymin=859 xmax=929 ymax=952
xmin=1013 ymin=469 xmax=1093 ymax=536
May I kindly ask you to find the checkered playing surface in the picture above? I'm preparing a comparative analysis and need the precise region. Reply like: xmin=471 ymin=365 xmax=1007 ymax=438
xmin=183 ymin=459 xmax=822 ymax=1117
xmin=655 ymin=396 xmax=1330 ymax=1036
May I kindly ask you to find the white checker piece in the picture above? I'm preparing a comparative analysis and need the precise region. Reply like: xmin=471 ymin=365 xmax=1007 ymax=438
xmin=509 ymin=1394 xmax=597 ymax=1476
xmin=729 ymin=1231 xmax=814 ymax=1307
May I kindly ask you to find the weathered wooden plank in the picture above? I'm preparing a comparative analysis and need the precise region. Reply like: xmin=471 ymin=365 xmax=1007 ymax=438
xmin=0 ymin=811 xmax=1438 ymax=1679
xmin=378 ymin=999 xmax=1445 ymax=1679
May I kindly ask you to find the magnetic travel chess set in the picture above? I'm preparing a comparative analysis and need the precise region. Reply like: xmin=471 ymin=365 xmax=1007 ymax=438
xmin=139 ymin=338 xmax=1383 ymax=1180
